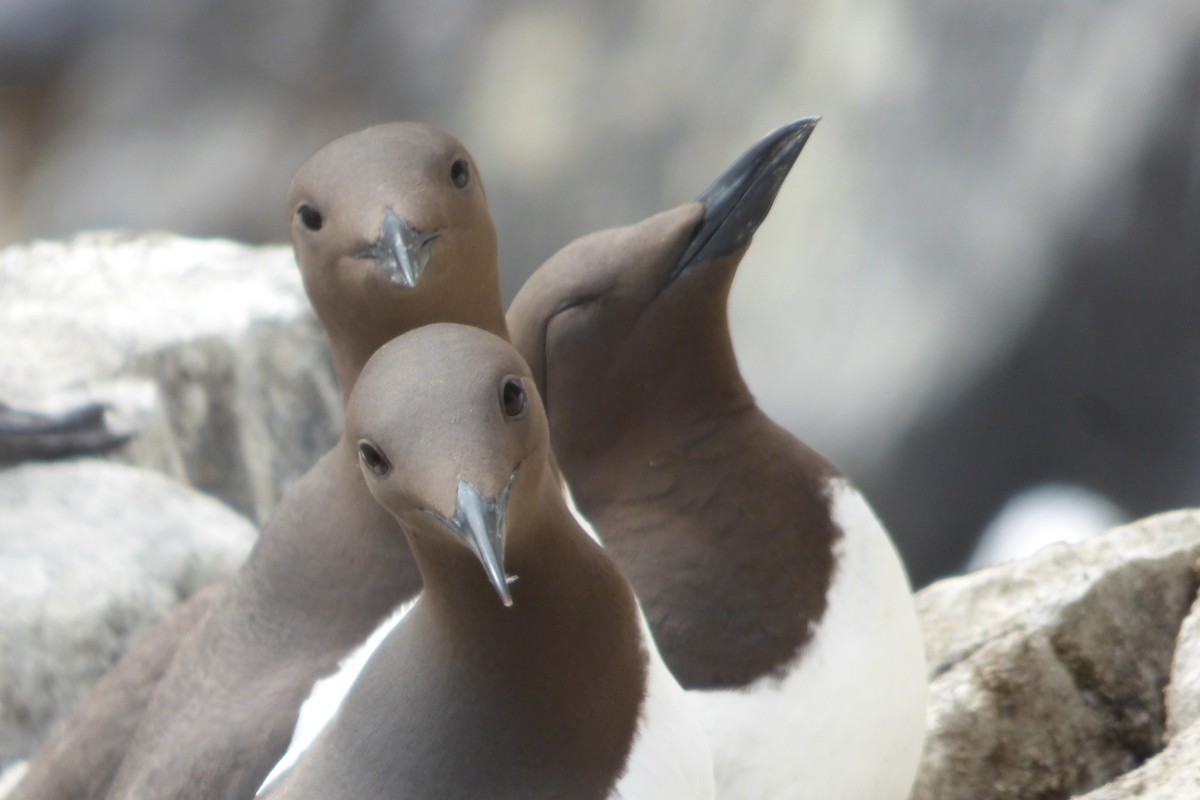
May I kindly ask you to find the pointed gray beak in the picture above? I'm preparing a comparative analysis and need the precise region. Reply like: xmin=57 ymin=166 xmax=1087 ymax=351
xmin=357 ymin=210 xmax=441 ymax=288
xmin=430 ymin=472 xmax=518 ymax=606
xmin=672 ymin=117 xmax=819 ymax=280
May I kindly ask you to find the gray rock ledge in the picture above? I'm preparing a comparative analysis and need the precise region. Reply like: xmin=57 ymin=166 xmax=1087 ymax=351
xmin=912 ymin=509 xmax=1200 ymax=799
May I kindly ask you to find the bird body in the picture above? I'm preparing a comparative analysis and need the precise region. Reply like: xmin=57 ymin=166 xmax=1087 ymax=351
xmin=507 ymin=119 xmax=927 ymax=799
xmin=690 ymin=478 xmax=926 ymax=799
xmin=260 ymin=325 xmax=714 ymax=800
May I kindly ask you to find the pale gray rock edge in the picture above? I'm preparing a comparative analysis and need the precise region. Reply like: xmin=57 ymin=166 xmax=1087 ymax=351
xmin=0 ymin=232 xmax=342 ymax=523
xmin=0 ymin=459 xmax=256 ymax=766
xmin=1166 ymin=592 xmax=1200 ymax=738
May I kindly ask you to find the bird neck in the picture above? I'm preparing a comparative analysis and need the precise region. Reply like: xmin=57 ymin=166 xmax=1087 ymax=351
xmin=408 ymin=475 xmax=636 ymax=644
xmin=328 ymin=301 xmax=509 ymax=406
xmin=346 ymin=470 xmax=647 ymax=799
xmin=236 ymin=441 xmax=420 ymax=647
xmin=549 ymin=299 xmax=754 ymax=467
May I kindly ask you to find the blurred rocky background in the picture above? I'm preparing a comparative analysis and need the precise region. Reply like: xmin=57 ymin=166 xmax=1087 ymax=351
xmin=3 ymin=0 xmax=1199 ymax=581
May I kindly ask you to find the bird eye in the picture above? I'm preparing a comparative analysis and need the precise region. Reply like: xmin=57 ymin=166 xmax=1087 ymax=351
xmin=500 ymin=378 xmax=527 ymax=420
xmin=298 ymin=204 xmax=324 ymax=231
xmin=450 ymin=159 xmax=470 ymax=189
xmin=358 ymin=441 xmax=391 ymax=476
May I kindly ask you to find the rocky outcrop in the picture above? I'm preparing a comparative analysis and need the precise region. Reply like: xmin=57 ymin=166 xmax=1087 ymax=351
xmin=911 ymin=510 xmax=1200 ymax=799
xmin=0 ymin=459 xmax=256 ymax=766
xmin=0 ymin=232 xmax=341 ymax=522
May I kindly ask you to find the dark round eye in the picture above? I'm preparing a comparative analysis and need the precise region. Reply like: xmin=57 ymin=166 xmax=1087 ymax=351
xmin=298 ymin=204 xmax=323 ymax=231
xmin=358 ymin=441 xmax=391 ymax=476
xmin=450 ymin=159 xmax=470 ymax=189
xmin=500 ymin=378 xmax=527 ymax=420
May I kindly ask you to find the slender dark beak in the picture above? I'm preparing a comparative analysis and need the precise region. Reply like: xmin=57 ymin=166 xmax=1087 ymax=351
xmin=357 ymin=209 xmax=441 ymax=288
xmin=672 ymin=117 xmax=819 ymax=280
xmin=430 ymin=472 xmax=518 ymax=606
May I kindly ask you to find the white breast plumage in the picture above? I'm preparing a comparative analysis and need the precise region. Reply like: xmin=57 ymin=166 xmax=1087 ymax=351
xmin=689 ymin=477 xmax=928 ymax=800
xmin=256 ymin=597 xmax=418 ymax=795
xmin=610 ymin=612 xmax=716 ymax=799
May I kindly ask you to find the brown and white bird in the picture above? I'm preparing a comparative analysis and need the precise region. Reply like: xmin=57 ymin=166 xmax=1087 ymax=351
xmin=507 ymin=118 xmax=927 ymax=799
xmin=257 ymin=324 xmax=715 ymax=800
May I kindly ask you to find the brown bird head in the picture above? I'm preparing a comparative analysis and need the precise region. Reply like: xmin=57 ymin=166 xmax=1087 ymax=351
xmin=345 ymin=323 xmax=554 ymax=607
xmin=507 ymin=118 xmax=819 ymax=465
xmin=288 ymin=123 xmax=507 ymax=398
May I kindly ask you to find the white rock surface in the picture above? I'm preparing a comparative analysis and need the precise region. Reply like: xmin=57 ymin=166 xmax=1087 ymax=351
xmin=0 ymin=232 xmax=342 ymax=521
xmin=0 ymin=459 xmax=256 ymax=766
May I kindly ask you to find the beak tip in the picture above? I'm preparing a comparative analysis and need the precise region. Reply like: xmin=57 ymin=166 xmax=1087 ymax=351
xmin=675 ymin=115 xmax=820 ymax=276
xmin=448 ymin=474 xmax=521 ymax=609
xmin=375 ymin=210 xmax=436 ymax=288
xmin=492 ymin=576 xmax=515 ymax=607
xmin=498 ymin=573 xmax=518 ymax=607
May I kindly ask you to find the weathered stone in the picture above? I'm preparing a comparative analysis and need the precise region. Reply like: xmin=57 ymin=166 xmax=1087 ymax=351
xmin=912 ymin=510 xmax=1200 ymax=799
xmin=0 ymin=459 xmax=256 ymax=766
xmin=0 ymin=232 xmax=342 ymax=522
xmin=1166 ymin=590 xmax=1200 ymax=738
xmin=1073 ymin=719 xmax=1200 ymax=800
